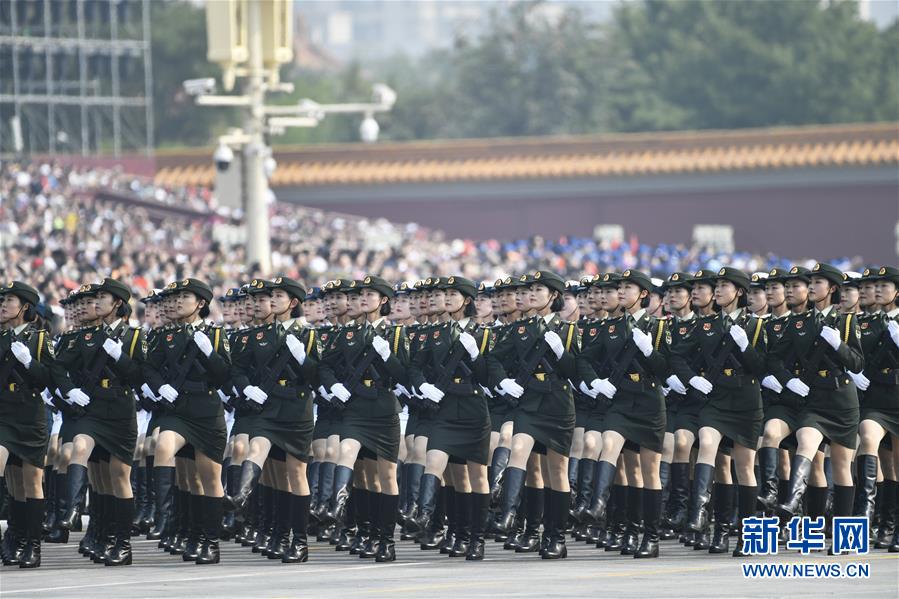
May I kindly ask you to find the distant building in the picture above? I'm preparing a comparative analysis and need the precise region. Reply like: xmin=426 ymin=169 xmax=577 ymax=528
xmin=294 ymin=0 xmax=615 ymax=64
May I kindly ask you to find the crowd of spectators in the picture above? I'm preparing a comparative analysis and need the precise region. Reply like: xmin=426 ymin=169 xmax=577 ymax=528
xmin=0 ymin=160 xmax=865 ymax=328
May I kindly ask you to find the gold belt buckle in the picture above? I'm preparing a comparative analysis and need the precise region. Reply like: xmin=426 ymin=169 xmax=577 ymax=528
xmin=534 ymin=373 xmax=546 ymax=382
xmin=629 ymin=373 xmax=640 ymax=383
xmin=453 ymin=377 xmax=462 ymax=384
xmin=723 ymin=368 xmax=733 ymax=377
xmin=8 ymin=383 xmax=16 ymax=392
xmin=818 ymin=370 xmax=829 ymax=378
xmin=278 ymin=379 xmax=287 ymax=386
xmin=100 ymin=379 xmax=110 ymax=389
xmin=363 ymin=379 xmax=373 ymax=387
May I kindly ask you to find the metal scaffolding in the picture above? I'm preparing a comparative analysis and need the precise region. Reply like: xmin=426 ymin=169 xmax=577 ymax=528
xmin=0 ymin=0 xmax=154 ymax=157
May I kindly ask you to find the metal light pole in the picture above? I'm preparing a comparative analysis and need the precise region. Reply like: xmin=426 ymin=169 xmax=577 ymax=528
xmin=187 ymin=0 xmax=396 ymax=276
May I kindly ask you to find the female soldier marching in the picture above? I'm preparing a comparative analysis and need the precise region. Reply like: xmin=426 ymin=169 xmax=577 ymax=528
xmin=768 ymin=263 xmax=864 ymax=534
xmin=672 ymin=267 xmax=767 ymax=557
xmin=53 ymin=278 xmax=145 ymax=566
xmin=575 ymin=269 xmax=672 ymax=559
xmin=318 ymin=276 xmax=408 ymax=562
xmin=225 ymin=277 xmax=319 ymax=563
xmin=489 ymin=270 xmax=579 ymax=559
xmin=0 ymin=282 xmax=56 ymax=568
xmin=145 ymin=278 xmax=232 ymax=565
xmin=408 ymin=276 xmax=493 ymax=560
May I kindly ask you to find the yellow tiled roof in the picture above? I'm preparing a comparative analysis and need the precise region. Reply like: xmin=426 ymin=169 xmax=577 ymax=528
xmin=154 ymin=122 xmax=899 ymax=189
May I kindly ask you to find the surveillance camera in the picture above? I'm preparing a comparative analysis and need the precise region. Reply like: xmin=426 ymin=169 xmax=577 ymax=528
xmin=359 ymin=116 xmax=379 ymax=143
xmin=213 ymin=142 xmax=234 ymax=172
xmin=371 ymin=83 xmax=397 ymax=108
xmin=183 ymin=78 xmax=216 ymax=97
xmin=263 ymin=156 xmax=277 ymax=179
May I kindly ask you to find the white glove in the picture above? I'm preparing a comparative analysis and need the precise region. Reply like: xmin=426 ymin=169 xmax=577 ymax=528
xmin=102 ymin=337 xmax=123 ymax=361
xmin=394 ymin=383 xmax=409 ymax=397
xmin=372 ymin=335 xmax=390 ymax=362
xmin=285 ymin=334 xmax=306 ymax=365
xmin=217 ymin=389 xmax=229 ymax=403
xmin=786 ymin=378 xmax=810 ymax=397
xmin=888 ymin=320 xmax=899 ymax=348
xmin=494 ymin=384 xmax=506 ymax=397
xmin=193 ymin=330 xmax=213 ymax=357
xmin=140 ymin=383 xmax=157 ymax=401
xmin=591 ymin=378 xmax=617 ymax=400
xmin=849 ymin=371 xmax=870 ymax=391
xmin=480 ymin=384 xmax=493 ymax=398
xmin=543 ymin=330 xmax=564 ymax=359
xmin=729 ymin=325 xmax=749 ymax=352
xmin=68 ymin=388 xmax=90 ymax=407
xmin=10 ymin=341 xmax=32 ymax=369
xmin=499 ymin=378 xmax=524 ymax=398
xmin=41 ymin=389 xmax=54 ymax=406
xmin=243 ymin=385 xmax=268 ymax=405
xmin=665 ymin=375 xmax=687 ymax=395
xmin=330 ymin=383 xmax=351 ymax=403
xmin=761 ymin=375 xmax=783 ymax=394
xmin=317 ymin=385 xmax=332 ymax=400
xmin=579 ymin=380 xmax=599 ymax=398
xmin=158 ymin=384 xmax=179 ymax=403
xmin=689 ymin=376 xmax=713 ymax=395
xmin=820 ymin=326 xmax=841 ymax=351
xmin=661 ymin=386 xmax=670 ymax=397
xmin=632 ymin=328 xmax=653 ymax=357
xmin=459 ymin=332 xmax=479 ymax=360
xmin=419 ymin=382 xmax=445 ymax=403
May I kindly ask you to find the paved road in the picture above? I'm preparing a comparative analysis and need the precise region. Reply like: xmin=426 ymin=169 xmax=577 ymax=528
xmin=0 ymin=532 xmax=896 ymax=598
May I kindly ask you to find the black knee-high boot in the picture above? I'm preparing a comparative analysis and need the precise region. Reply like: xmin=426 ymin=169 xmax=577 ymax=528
xmin=18 ymin=498 xmax=45 ymax=568
xmin=149 ymin=466 xmax=175 ymax=541
xmin=326 ymin=465 xmax=354 ymax=526
xmin=358 ymin=490 xmax=378 ymax=558
xmin=467 ymin=492 xmax=489 ymax=560
xmin=517 ymin=486 xmax=543 ymax=553
xmin=140 ymin=456 xmax=156 ymax=532
xmin=222 ymin=462 xmax=242 ymax=537
xmin=579 ymin=460 xmax=617 ymax=524
xmin=413 ymin=474 xmax=440 ymax=548
xmin=776 ymin=455 xmax=813 ymax=520
xmin=709 ymin=483 xmax=735 ymax=554
xmin=685 ymin=463 xmax=715 ymax=532
xmin=604 ymin=485 xmax=628 ymax=551
xmin=47 ymin=472 xmax=70 ymax=543
xmin=42 ymin=466 xmax=55 ymax=534
xmin=542 ymin=489 xmax=569 ymax=559
xmin=375 ymin=493 xmax=398 ymax=562
xmin=439 ymin=488 xmax=456 ymax=553
xmin=2 ymin=500 xmax=27 ymax=565
xmin=853 ymin=454 xmax=877 ymax=521
xmin=196 ymin=496 xmax=222 ymax=565
xmin=732 ymin=484 xmax=759 ymax=557
xmin=664 ymin=462 xmax=690 ymax=533
xmin=105 ymin=497 xmax=134 ymax=566
xmin=181 ymin=494 xmax=202 ymax=560
xmin=449 ymin=492 xmax=472 ymax=557
xmin=283 ymin=494 xmax=310 ymax=563
xmin=875 ymin=480 xmax=897 ymax=549
xmin=313 ymin=462 xmax=336 ymax=522
xmin=268 ymin=490 xmax=292 ymax=560
xmin=635 ymin=489 xmax=662 ymax=558
xmin=402 ymin=463 xmax=425 ymax=523
xmin=621 ymin=487 xmax=643 ymax=555
xmin=489 ymin=447 xmax=511 ymax=504
xmin=572 ymin=458 xmax=596 ymax=519
xmin=756 ymin=447 xmax=780 ymax=511
xmin=59 ymin=464 xmax=88 ymax=531
xmin=307 ymin=461 xmax=321 ymax=512
xmin=224 ymin=461 xmax=263 ymax=513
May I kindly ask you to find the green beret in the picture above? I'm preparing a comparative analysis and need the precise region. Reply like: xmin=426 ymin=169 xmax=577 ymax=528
xmin=784 ymin=266 xmax=812 ymax=284
xmin=173 ymin=278 xmax=214 ymax=303
xmin=358 ymin=275 xmax=395 ymax=299
xmin=441 ymin=275 xmax=478 ymax=299
xmin=810 ymin=262 xmax=843 ymax=287
xmin=871 ymin=266 xmax=899 ymax=286
xmin=272 ymin=276 xmax=306 ymax=301
xmin=620 ymin=269 xmax=653 ymax=292
xmin=530 ymin=270 xmax=565 ymax=294
xmin=0 ymin=281 xmax=40 ymax=306
xmin=97 ymin=277 xmax=132 ymax=303
xmin=663 ymin=272 xmax=693 ymax=291
xmin=716 ymin=267 xmax=751 ymax=291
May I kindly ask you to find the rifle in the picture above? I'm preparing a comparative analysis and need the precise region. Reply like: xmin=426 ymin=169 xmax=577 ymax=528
xmin=435 ymin=323 xmax=473 ymax=392
xmin=513 ymin=320 xmax=555 ymax=390
xmin=341 ymin=325 xmax=382 ymax=404
xmin=257 ymin=331 xmax=299 ymax=395
xmin=165 ymin=326 xmax=202 ymax=394
xmin=702 ymin=320 xmax=739 ymax=385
